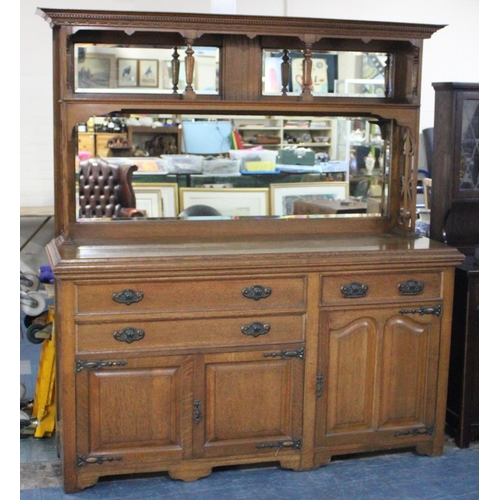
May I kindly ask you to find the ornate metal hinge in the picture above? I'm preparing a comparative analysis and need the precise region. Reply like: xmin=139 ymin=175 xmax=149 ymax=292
xmin=398 ymin=279 xmax=424 ymax=296
xmin=399 ymin=305 xmax=441 ymax=317
xmin=394 ymin=425 xmax=434 ymax=438
xmin=77 ymin=454 xmax=122 ymax=467
xmin=316 ymin=373 xmax=324 ymax=398
xmin=263 ymin=348 xmax=304 ymax=360
xmin=76 ymin=360 xmax=127 ymax=372
xmin=112 ymin=289 xmax=144 ymax=305
xmin=241 ymin=322 xmax=270 ymax=337
xmin=340 ymin=282 xmax=369 ymax=299
xmin=256 ymin=438 xmax=302 ymax=450
xmin=193 ymin=400 xmax=202 ymax=424
xmin=242 ymin=285 xmax=272 ymax=301
xmin=113 ymin=327 xmax=145 ymax=343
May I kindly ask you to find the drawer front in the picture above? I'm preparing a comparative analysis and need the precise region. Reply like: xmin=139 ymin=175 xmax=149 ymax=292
xmin=76 ymin=277 xmax=306 ymax=314
xmin=76 ymin=314 xmax=305 ymax=353
xmin=321 ymin=271 xmax=442 ymax=305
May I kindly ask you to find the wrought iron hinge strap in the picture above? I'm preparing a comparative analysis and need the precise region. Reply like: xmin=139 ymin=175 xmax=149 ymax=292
xmin=256 ymin=438 xmax=302 ymax=450
xmin=77 ymin=454 xmax=122 ymax=467
xmin=263 ymin=348 xmax=304 ymax=360
xmin=316 ymin=373 xmax=324 ymax=398
xmin=399 ymin=305 xmax=441 ymax=317
xmin=76 ymin=360 xmax=127 ymax=372
xmin=394 ymin=425 xmax=434 ymax=438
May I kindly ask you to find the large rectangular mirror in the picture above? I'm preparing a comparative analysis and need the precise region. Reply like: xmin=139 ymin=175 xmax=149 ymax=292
xmin=76 ymin=114 xmax=391 ymax=221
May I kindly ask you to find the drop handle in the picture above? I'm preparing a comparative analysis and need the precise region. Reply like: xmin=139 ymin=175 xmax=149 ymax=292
xmin=242 ymin=285 xmax=272 ymax=301
xmin=112 ymin=289 xmax=144 ymax=305
xmin=241 ymin=322 xmax=271 ymax=337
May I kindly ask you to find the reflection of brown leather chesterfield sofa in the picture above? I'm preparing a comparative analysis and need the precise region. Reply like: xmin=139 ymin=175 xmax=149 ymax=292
xmin=77 ymin=158 xmax=145 ymax=218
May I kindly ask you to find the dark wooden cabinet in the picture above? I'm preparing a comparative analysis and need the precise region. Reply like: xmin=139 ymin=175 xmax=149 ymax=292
xmin=446 ymin=257 xmax=479 ymax=447
xmin=430 ymin=82 xmax=479 ymax=254
xmin=39 ymin=9 xmax=464 ymax=493
xmin=430 ymin=83 xmax=479 ymax=448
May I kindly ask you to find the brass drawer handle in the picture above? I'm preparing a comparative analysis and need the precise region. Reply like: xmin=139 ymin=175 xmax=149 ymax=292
xmin=241 ymin=322 xmax=270 ymax=337
xmin=340 ymin=282 xmax=368 ymax=298
xmin=112 ymin=289 xmax=144 ymax=305
xmin=242 ymin=285 xmax=272 ymax=301
xmin=398 ymin=279 xmax=425 ymax=296
xmin=113 ymin=327 xmax=145 ymax=343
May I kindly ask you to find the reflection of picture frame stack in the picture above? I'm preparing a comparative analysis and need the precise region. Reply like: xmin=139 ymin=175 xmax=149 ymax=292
xmin=139 ymin=59 xmax=159 ymax=87
xmin=117 ymin=59 xmax=138 ymax=87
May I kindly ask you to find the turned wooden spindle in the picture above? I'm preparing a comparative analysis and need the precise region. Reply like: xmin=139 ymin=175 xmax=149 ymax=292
xmin=171 ymin=46 xmax=180 ymax=93
xmin=301 ymin=44 xmax=313 ymax=100
xmin=183 ymin=39 xmax=196 ymax=99
xmin=281 ymin=49 xmax=290 ymax=95
xmin=384 ymin=53 xmax=392 ymax=98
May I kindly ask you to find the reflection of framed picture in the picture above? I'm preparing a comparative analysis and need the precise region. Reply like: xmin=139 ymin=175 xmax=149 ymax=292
xmin=270 ymin=182 xmax=348 ymax=216
xmin=133 ymin=183 xmax=179 ymax=217
xmin=180 ymin=188 xmax=269 ymax=217
xmin=139 ymin=59 xmax=159 ymax=87
xmin=117 ymin=59 xmax=138 ymax=87
xmin=76 ymin=54 xmax=115 ymax=89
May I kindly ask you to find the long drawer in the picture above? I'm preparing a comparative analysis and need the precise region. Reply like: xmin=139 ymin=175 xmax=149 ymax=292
xmin=76 ymin=276 xmax=306 ymax=314
xmin=321 ymin=271 xmax=442 ymax=305
xmin=76 ymin=313 xmax=305 ymax=353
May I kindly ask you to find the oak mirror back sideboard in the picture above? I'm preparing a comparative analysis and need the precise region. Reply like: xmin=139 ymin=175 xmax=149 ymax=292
xmin=38 ymin=8 xmax=464 ymax=493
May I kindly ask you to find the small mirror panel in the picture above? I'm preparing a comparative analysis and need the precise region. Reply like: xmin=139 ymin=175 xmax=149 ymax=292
xmin=262 ymin=50 xmax=390 ymax=97
xmin=74 ymin=44 xmax=219 ymax=94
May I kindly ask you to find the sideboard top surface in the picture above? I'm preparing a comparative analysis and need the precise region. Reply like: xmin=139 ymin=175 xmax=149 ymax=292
xmin=47 ymin=233 xmax=464 ymax=277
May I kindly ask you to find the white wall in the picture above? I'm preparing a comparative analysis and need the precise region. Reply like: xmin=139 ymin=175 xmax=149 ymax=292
xmin=19 ymin=0 xmax=479 ymax=208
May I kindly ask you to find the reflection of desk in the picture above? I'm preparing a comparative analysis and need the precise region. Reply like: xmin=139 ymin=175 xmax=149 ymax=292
xmin=293 ymin=199 xmax=367 ymax=215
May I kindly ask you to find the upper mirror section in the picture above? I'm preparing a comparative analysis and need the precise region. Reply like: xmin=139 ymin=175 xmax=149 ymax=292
xmin=75 ymin=44 xmax=219 ymax=94
xmin=262 ymin=50 xmax=390 ymax=97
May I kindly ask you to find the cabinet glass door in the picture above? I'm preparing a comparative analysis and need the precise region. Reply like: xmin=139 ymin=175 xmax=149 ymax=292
xmin=456 ymin=96 xmax=479 ymax=197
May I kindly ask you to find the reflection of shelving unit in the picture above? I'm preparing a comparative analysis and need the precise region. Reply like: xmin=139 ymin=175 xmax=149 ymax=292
xmin=233 ymin=117 xmax=335 ymax=156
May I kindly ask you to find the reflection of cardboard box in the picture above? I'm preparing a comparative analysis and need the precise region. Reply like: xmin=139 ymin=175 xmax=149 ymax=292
xmin=367 ymin=197 xmax=382 ymax=214
xmin=229 ymin=149 xmax=278 ymax=172
xmin=277 ymin=148 xmax=315 ymax=166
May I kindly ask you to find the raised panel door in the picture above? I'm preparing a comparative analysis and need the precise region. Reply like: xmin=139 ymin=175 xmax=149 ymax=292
xmin=195 ymin=348 xmax=304 ymax=460
xmin=75 ymin=355 xmax=193 ymax=467
xmin=316 ymin=306 xmax=441 ymax=453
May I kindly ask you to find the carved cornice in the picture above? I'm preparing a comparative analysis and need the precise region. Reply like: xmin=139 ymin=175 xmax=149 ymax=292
xmin=37 ymin=8 xmax=445 ymax=41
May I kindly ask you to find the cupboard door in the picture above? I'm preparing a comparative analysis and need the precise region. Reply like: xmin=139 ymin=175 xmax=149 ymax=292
xmin=316 ymin=306 xmax=441 ymax=450
xmin=76 ymin=355 xmax=193 ymax=467
xmin=195 ymin=348 xmax=304 ymax=458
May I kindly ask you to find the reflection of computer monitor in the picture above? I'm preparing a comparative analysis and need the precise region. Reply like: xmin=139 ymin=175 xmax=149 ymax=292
xmin=182 ymin=121 xmax=232 ymax=154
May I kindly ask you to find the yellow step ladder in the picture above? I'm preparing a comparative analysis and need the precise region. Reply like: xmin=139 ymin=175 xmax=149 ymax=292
xmin=31 ymin=301 xmax=56 ymax=438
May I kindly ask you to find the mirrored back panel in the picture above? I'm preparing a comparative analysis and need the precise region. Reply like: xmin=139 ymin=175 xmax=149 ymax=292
xmin=262 ymin=50 xmax=391 ymax=97
xmin=75 ymin=44 xmax=219 ymax=94
xmin=76 ymin=114 xmax=391 ymax=221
